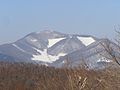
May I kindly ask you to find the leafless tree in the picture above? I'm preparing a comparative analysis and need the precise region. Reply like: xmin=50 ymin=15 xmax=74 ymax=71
xmin=99 ymin=31 xmax=120 ymax=66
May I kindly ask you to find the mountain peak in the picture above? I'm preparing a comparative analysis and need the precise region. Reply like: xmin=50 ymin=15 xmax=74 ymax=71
xmin=36 ymin=30 xmax=54 ymax=34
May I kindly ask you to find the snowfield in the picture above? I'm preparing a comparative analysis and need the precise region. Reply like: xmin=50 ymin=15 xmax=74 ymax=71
xmin=32 ymin=36 xmax=96 ymax=63
xmin=48 ymin=38 xmax=65 ymax=48
xmin=77 ymin=36 xmax=95 ymax=46
xmin=32 ymin=47 xmax=66 ymax=63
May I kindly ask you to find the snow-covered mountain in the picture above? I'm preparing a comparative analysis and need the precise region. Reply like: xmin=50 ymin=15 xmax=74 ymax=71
xmin=0 ymin=30 xmax=119 ymax=69
xmin=52 ymin=39 xmax=120 ymax=69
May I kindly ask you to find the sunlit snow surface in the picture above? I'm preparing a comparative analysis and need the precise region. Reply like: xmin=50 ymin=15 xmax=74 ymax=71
xmin=48 ymin=38 xmax=65 ymax=48
xmin=32 ymin=47 xmax=66 ymax=63
xmin=31 ymin=37 xmax=66 ymax=63
xmin=32 ymin=36 xmax=95 ymax=63
xmin=97 ymin=57 xmax=112 ymax=63
xmin=77 ymin=36 xmax=95 ymax=46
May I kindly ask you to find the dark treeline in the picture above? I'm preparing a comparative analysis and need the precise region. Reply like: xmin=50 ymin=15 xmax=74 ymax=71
xmin=0 ymin=62 xmax=119 ymax=90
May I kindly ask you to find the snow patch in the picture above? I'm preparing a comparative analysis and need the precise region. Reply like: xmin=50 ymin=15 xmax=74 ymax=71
xmin=12 ymin=44 xmax=26 ymax=52
xmin=32 ymin=48 xmax=66 ymax=63
xmin=77 ymin=36 xmax=95 ymax=46
xmin=62 ymin=61 xmax=65 ymax=64
xmin=30 ymin=39 xmax=37 ymax=42
xmin=97 ymin=57 xmax=112 ymax=63
xmin=48 ymin=38 xmax=65 ymax=48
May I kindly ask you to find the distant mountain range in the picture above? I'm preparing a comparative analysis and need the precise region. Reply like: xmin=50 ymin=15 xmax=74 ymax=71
xmin=0 ymin=30 xmax=119 ymax=69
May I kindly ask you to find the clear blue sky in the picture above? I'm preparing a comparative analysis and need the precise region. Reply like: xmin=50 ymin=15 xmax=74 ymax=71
xmin=0 ymin=0 xmax=120 ymax=44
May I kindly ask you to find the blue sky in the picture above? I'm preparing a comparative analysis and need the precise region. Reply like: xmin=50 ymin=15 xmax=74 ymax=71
xmin=0 ymin=0 xmax=120 ymax=44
